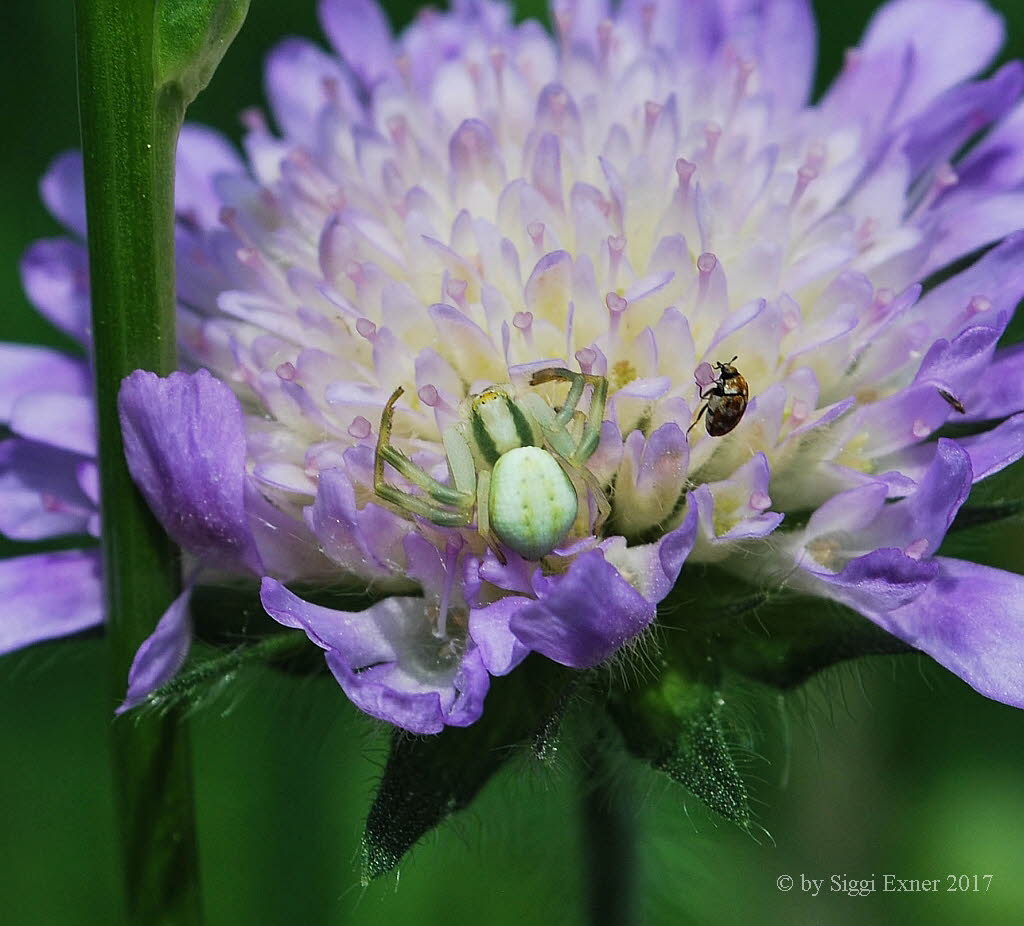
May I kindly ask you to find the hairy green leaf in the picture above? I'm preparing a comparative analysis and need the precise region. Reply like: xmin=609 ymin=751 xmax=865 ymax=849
xmin=362 ymin=657 xmax=577 ymax=882
xmin=135 ymin=631 xmax=311 ymax=717
xmin=662 ymin=564 xmax=912 ymax=690
xmin=609 ymin=667 xmax=751 ymax=826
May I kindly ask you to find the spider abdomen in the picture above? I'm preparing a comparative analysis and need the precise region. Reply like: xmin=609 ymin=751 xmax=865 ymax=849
xmin=488 ymin=446 xmax=577 ymax=560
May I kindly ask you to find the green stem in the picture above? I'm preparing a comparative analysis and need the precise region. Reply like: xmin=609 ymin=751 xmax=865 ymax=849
xmin=580 ymin=746 xmax=636 ymax=926
xmin=74 ymin=2 xmax=199 ymax=923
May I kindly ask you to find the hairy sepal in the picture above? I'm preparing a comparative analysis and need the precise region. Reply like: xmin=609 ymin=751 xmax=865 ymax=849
xmin=609 ymin=665 xmax=753 ymax=827
xmin=361 ymin=656 xmax=577 ymax=882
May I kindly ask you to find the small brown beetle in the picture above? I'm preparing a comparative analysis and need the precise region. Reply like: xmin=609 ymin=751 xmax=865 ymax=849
xmin=937 ymin=387 xmax=966 ymax=414
xmin=688 ymin=356 xmax=749 ymax=437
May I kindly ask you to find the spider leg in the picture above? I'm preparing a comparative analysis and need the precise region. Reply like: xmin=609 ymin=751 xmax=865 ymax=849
xmin=374 ymin=484 xmax=474 ymax=527
xmin=475 ymin=469 xmax=507 ymax=564
xmin=542 ymin=439 xmax=611 ymax=538
xmin=374 ymin=386 xmax=475 ymax=526
xmin=531 ymin=367 xmax=585 ymax=428
xmin=571 ymin=374 xmax=607 ymax=466
xmin=442 ymin=427 xmax=477 ymax=495
xmin=573 ymin=460 xmax=612 ymax=536
xmin=529 ymin=367 xmax=608 ymax=465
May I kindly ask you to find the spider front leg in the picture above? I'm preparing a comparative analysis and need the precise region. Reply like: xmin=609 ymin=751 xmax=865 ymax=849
xmin=474 ymin=469 xmax=511 ymax=564
xmin=526 ymin=368 xmax=611 ymax=537
xmin=561 ymin=456 xmax=611 ymax=537
xmin=529 ymin=367 xmax=609 ymax=466
xmin=374 ymin=386 xmax=476 ymax=527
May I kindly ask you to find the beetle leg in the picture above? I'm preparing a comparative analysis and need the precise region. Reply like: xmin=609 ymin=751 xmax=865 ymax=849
xmin=687 ymin=402 xmax=709 ymax=435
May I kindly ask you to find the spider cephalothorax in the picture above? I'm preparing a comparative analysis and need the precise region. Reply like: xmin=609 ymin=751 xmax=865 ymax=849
xmin=373 ymin=367 xmax=610 ymax=561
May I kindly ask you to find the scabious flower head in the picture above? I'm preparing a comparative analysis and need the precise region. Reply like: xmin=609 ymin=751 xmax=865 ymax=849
xmin=9 ymin=0 xmax=1024 ymax=733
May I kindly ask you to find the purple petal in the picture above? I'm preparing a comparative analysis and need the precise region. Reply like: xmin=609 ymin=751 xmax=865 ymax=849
xmin=325 ymin=645 xmax=488 ymax=731
xmin=804 ymin=481 xmax=889 ymax=540
xmin=864 ymin=439 xmax=971 ymax=556
xmin=0 ymin=550 xmax=103 ymax=655
xmin=804 ymin=546 xmax=938 ymax=614
xmin=903 ymin=61 xmax=1023 ymax=177
xmin=853 ymin=382 xmax=962 ymax=458
xmin=857 ymin=0 xmax=1004 ymax=123
xmin=954 ymin=413 xmax=1024 ymax=482
xmin=914 ymin=324 xmax=1002 ymax=389
xmin=924 ymin=192 xmax=1024 ymax=275
xmin=118 ymin=370 xmax=263 ymax=574
xmin=469 ymin=596 xmax=532 ymax=676
xmin=693 ymin=453 xmax=785 ymax=543
xmin=19 ymin=238 xmax=91 ymax=343
xmin=243 ymin=482 xmax=327 ymax=581
xmin=317 ymin=0 xmax=395 ymax=90
xmin=619 ymin=0 xmax=723 ymax=62
xmin=428 ymin=302 xmax=503 ymax=380
xmin=264 ymin=38 xmax=360 ymax=147
xmin=961 ymin=343 xmax=1024 ymax=421
xmin=552 ymin=0 xmax=610 ymax=52
xmin=77 ymin=460 xmax=99 ymax=505
xmin=40 ymin=151 xmax=87 ymax=237
xmin=510 ymin=549 xmax=653 ymax=668
xmin=727 ymin=0 xmax=817 ymax=110
xmin=305 ymin=461 xmax=409 ymax=580
xmin=813 ymin=441 xmax=970 ymax=559
xmin=0 ymin=439 xmax=94 ymax=540
xmin=612 ymin=424 xmax=689 ymax=537
xmin=116 ymin=584 xmax=194 ymax=714
xmin=478 ymin=546 xmax=536 ymax=595
xmin=176 ymin=124 xmax=245 ymax=228
xmin=601 ymin=499 xmax=700 ymax=605
xmin=865 ymin=557 xmax=1024 ymax=708
xmin=8 ymin=392 xmax=96 ymax=457
xmin=956 ymin=98 xmax=1024 ymax=193
xmin=0 ymin=344 xmax=90 ymax=423
xmin=914 ymin=231 xmax=1024 ymax=333
xmin=261 ymin=578 xmax=489 ymax=733
xmin=524 ymin=250 xmax=573 ymax=317
xmin=531 ymin=133 xmax=563 ymax=209
xmin=449 ymin=119 xmax=506 ymax=192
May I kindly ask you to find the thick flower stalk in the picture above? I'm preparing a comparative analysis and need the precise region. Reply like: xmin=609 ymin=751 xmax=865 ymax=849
xmin=7 ymin=0 xmax=1024 ymax=741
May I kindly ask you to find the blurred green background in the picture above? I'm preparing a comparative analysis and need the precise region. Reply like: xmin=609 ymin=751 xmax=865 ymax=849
xmin=2 ymin=1 xmax=1024 ymax=924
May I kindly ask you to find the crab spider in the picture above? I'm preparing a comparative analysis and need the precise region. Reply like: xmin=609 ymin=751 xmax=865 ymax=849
xmin=373 ymin=367 xmax=610 ymax=561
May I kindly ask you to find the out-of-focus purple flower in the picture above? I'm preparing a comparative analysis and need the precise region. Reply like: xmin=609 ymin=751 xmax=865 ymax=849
xmin=1 ymin=202 xmax=99 ymax=651
xmin=10 ymin=0 xmax=1024 ymax=732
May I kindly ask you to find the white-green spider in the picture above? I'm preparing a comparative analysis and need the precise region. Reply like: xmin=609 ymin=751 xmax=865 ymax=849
xmin=373 ymin=367 xmax=611 ymax=561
